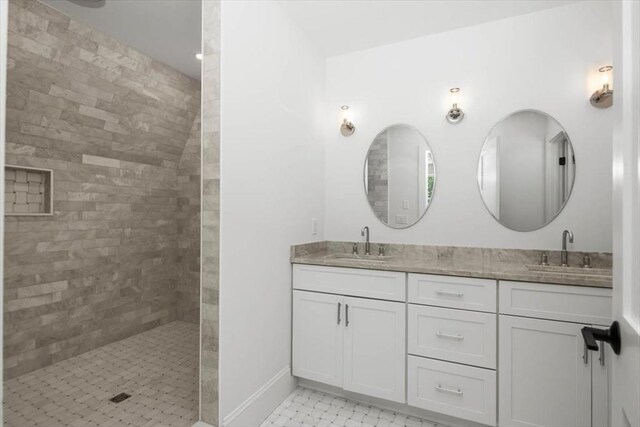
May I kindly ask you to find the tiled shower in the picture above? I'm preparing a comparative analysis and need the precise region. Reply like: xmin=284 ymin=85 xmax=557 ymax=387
xmin=2 ymin=0 xmax=219 ymax=425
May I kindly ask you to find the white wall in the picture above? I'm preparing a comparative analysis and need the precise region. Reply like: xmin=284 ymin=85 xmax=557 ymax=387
xmin=496 ymin=111 xmax=547 ymax=230
xmin=219 ymin=0 xmax=325 ymax=424
xmin=324 ymin=1 xmax=613 ymax=251
xmin=387 ymin=126 xmax=428 ymax=226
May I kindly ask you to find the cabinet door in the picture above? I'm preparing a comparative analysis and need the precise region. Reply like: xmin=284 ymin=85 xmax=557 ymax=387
xmin=343 ymin=297 xmax=406 ymax=403
xmin=499 ymin=316 xmax=592 ymax=427
xmin=292 ymin=290 xmax=344 ymax=387
xmin=592 ymin=337 xmax=611 ymax=427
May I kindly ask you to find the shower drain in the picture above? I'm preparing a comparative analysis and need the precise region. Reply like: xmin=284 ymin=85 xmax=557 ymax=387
xmin=109 ymin=392 xmax=132 ymax=403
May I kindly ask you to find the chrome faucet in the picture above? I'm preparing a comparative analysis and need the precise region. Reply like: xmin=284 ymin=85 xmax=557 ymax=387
xmin=561 ymin=229 xmax=574 ymax=266
xmin=361 ymin=226 xmax=371 ymax=255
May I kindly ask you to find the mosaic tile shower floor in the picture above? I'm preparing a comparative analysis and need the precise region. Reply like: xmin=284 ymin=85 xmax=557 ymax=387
xmin=261 ymin=387 xmax=446 ymax=427
xmin=3 ymin=321 xmax=199 ymax=427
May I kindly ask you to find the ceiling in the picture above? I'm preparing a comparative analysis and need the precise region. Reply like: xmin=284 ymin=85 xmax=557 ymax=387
xmin=37 ymin=0 xmax=578 ymax=78
xmin=278 ymin=0 xmax=579 ymax=57
xmin=40 ymin=0 xmax=202 ymax=80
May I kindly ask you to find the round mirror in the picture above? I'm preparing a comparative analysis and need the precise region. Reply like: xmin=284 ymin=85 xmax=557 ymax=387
xmin=364 ymin=124 xmax=436 ymax=228
xmin=477 ymin=110 xmax=575 ymax=231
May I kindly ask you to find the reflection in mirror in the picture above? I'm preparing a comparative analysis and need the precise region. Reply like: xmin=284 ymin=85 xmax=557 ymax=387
xmin=478 ymin=110 xmax=575 ymax=231
xmin=364 ymin=125 xmax=435 ymax=228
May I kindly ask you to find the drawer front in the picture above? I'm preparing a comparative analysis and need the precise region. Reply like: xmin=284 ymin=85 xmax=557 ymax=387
xmin=293 ymin=264 xmax=405 ymax=302
xmin=408 ymin=305 xmax=496 ymax=369
xmin=408 ymin=356 xmax=497 ymax=426
xmin=499 ymin=281 xmax=612 ymax=325
xmin=408 ymin=274 xmax=496 ymax=312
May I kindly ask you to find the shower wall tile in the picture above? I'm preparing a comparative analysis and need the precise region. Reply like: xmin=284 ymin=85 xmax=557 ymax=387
xmin=4 ymin=0 xmax=201 ymax=379
xmin=201 ymin=0 xmax=221 ymax=424
xmin=177 ymin=113 xmax=201 ymax=324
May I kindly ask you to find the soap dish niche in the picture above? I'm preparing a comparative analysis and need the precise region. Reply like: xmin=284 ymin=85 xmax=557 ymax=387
xmin=5 ymin=165 xmax=53 ymax=216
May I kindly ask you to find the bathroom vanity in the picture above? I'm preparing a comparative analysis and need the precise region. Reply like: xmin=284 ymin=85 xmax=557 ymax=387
xmin=290 ymin=242 xmax=613 ymax=427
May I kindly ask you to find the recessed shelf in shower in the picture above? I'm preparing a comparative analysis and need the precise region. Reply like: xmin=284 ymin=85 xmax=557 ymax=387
xmin=4 ymin=165 xmax=53 ymax=216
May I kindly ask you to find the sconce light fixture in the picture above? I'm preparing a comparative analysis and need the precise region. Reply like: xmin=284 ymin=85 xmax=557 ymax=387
xmin=340 ymin=105 xmax=355 ymax=136
xmin=446 ymin=88 xmax=464 ymax=124
xmin=590 ymin=65 xmax=613 ymax=108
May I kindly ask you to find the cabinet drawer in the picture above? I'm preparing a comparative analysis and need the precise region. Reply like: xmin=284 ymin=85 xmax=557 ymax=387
xmin=408 ymin=305 xmax=496 ymax=369
xmin=293 ymin=264 xmax=405 ymax=302
xmin=499 ymin=281 xmax=612 ymax=325
xmin=408 ymin=274 xmax=496 ymax=312
xmin=408 ymin=356 xmax=497 ymax=426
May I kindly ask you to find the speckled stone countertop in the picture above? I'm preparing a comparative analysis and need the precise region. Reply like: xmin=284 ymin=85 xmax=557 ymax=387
xmin=291 ymin=241 xmax=613 ymax=289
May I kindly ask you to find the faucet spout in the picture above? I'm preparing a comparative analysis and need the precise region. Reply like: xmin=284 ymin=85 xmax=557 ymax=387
xmin=361 ymin=226 xmax=371 ymax=255
xmin=561 ymin=229 xmax=574 ymax=266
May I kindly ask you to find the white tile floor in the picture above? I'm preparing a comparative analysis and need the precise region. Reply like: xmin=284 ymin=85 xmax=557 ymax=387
xmin=3 ymin=321 xmax=199 ymax=427
xmin=261 ymin=387 xmax=444 ymax=427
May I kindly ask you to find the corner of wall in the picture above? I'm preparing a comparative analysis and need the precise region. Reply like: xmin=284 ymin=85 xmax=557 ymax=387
xmin=200 ymin=0 xmax=221 ymax=425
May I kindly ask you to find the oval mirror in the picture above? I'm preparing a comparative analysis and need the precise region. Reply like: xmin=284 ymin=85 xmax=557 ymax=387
xmin=477 ymin=110 xmax=575 ymax=231
xmin=364 ymin=124 xmax=436 ymax=228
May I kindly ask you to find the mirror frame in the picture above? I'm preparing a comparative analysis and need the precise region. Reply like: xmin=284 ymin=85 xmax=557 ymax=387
xmin=363 ymin=123 xmax=437 ymax=229
xmin=477 ymin=109 xmax=576 ymax=232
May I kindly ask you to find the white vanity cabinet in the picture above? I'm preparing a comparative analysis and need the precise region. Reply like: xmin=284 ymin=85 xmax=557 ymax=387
xmin=292 ymin=265 xmax=406 ymax=403
xmin=498 ymin=281 xmax=613 ymax=427
xmin=499 ymin=315 xmax=592 ymax=427
xmin=407 ymin=274 xmax=498 ymax=426
xmin=291 ymin=263 xmax=613 ymax=427
xmin=342 ymin=296 xmax=406 ymax=402
xmin=292 ymin=290 xmax=344 ymax=387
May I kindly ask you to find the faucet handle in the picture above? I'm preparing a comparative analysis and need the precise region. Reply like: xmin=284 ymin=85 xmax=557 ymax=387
xmin=583 ymin=255 xmax=592 ymax=269
xmin=541 ymin=252 xmax=549 ymax=266
xmin=352 ymin=243 xmax=358 ymax=255
xmin=378 ymin=245 xmax=385 ymax=257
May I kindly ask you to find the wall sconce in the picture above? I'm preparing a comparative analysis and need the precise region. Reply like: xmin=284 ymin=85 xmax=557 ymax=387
xmin=446 ymin=88 xmax=464 ymax=124
xmin=340 ymin=105 xmax=355 ymax=136
xmin=590 ymin=65 xmax=613 ymax=108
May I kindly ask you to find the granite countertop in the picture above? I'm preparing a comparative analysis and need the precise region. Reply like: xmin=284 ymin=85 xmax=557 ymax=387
xmin=291 ymin=241 xmax=613 ymax=289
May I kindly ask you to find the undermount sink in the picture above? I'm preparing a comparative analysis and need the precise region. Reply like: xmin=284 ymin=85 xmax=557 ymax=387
xmin=324 ymin=253 xmax=394 ymax=263
xmin=525 ymin=264 xmax=612 ymax=277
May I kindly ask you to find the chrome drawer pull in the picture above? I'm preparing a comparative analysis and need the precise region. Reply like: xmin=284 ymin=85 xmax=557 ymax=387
xmin=435 ymin=385 xmax=463 ymax=396
xmin=599 ymin=344 xmax=605 ymax=366
xmin=345 ymin=304 xmax=349 ymax=327
xmin=436 ymin=331 xmax=464 ymax=340
xmin=436 ymin=289 xmax=464 ymax=297
xmin=583 ymin=342 xmax=589 ymax=364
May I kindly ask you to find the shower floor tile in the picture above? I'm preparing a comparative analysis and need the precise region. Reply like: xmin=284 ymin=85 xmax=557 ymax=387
xmin=261 ymin=387 xmax=447 ymax=427
xmin=3 ymin=321 xmax=199 ymax=427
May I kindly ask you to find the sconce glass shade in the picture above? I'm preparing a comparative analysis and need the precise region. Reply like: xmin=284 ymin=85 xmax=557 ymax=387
xmin=446 ymin=88 xmax=464 ymax=124
xmin=590 ymin=65 xmax=613 ymax=108
xmin=340 ymin=105 xmax=355 ymax=136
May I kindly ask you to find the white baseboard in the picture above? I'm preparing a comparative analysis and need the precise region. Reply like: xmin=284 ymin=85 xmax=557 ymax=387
xmin=222 ymin=365 xmax=297 ymax=427
xmin=192 ymin=422 xmax=215 ymax=427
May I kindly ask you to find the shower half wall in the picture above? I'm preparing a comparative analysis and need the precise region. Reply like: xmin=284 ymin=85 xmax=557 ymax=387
xmin=4 ymin=0 xmax=201 ymax=379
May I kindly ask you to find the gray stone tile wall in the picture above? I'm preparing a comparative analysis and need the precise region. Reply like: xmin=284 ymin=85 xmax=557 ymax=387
xmin=201 ymin=0 xmax=220 ymax=424
xmin=4 ymin=0 xmax=201 ymax=379
xmin=5 ymin=166 xmax=51 ymax=214
xmin=367 ymin=132 xmax=388 ymax=223
xmin=177 ymin=113 xmax=201 ymax=324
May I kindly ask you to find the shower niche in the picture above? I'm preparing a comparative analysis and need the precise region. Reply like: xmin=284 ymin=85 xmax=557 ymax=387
xmin=4 ymin=165 xmax=53 ymax=216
